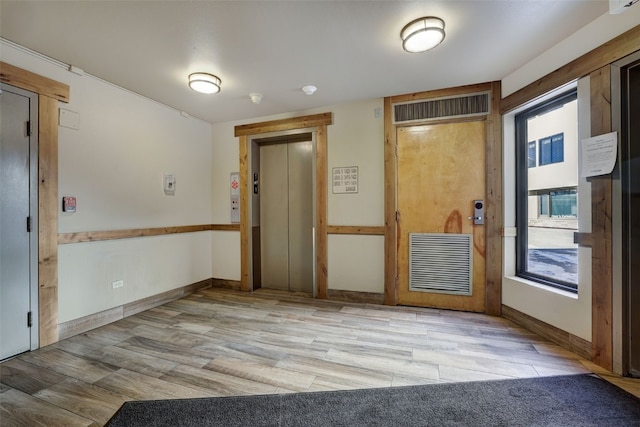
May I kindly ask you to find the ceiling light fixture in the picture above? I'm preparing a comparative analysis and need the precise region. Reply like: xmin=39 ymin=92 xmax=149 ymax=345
xmin=302 ymin=85 xmax=317 ymax=95
xmin=400 ymin=16 xmax=445 ymax=53
xmin=188 ymin=72 xmax=221 ymax=94
xmin=249 ymin=93 xmax=263 ymax=104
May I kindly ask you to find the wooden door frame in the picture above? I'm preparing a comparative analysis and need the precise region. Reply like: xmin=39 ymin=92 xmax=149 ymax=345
xmin=234 ymin=113 xmax=333 ymax=298
xmin=383 ymin=82 xmax=503 ymax=315
xmin=1 ymin=62 xmax=70 ymax=346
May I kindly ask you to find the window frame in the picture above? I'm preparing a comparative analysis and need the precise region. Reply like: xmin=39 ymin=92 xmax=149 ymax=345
xmin=515 ymin=90 xmax=578 ymax=292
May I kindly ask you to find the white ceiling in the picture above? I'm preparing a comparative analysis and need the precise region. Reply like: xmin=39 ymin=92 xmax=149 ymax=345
xmin=1 ymin=1 xmax=609 ymax=124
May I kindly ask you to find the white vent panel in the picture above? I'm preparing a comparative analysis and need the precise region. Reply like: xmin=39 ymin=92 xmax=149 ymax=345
xmin=409 ymin=233 xmax=472 ymax=295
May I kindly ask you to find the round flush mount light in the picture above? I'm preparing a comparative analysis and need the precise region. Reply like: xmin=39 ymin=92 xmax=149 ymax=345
xmin=401 ymin=16 xmax=445 ymax=53
xmin=188 ymin=72 xmax=221 ymax=94
xmin=301 ymin=85 xmax=317 ymax=95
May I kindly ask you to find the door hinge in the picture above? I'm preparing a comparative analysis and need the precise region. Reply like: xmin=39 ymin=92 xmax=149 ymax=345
xmin=395 ymin=144 xmax=398 ymax=157
xmin=395 ymin=276 xmax=399 ymax=286
xmin=26 ymin=121 xmax=32 ymax=136
xmin=27 ymin=311 xmax=33 ymax=328
xmin=395 ymin=211 xmax=400 ymax=222
xmin=26 ymin=216 xmax=32 ymax=232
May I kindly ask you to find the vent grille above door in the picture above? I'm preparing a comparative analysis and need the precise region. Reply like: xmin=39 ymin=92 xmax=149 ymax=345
xmin=393 ymin=92 xmax=490 ymax=124
xmin=409 ymin=233 xmax=472 ymax=295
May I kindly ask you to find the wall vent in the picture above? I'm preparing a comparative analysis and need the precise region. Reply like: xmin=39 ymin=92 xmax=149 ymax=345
xmin=393 ymin=92 xmax=490 ymax=124
xmin=409 ymin=233 xmax=472 ymax=295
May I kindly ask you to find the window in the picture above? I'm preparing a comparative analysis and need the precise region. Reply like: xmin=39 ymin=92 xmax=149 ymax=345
xmin=539 ymin=133 xmax=564 ymax=165
xmin=539 ymin=194 xmax=549 ymax=216
xmin=528 ymin=142 xmax=536 ymax=168
xmin=515 ymin=90 xmax=578 ymax=292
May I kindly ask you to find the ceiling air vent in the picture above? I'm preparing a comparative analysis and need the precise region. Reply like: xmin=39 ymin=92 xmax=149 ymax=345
xmin=393 ymin=91 xmax=490 ymax=124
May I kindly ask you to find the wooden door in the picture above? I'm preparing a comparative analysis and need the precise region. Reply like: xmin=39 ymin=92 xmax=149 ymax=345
xmin=397 ymin=121 xmax=486 ymax=312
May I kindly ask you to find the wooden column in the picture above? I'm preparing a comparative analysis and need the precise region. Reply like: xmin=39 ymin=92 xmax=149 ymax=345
xmin=38 ymin=95 xmax=60 ymax=346
xmin=239 ymin=135 xmax=251 ymax=292
xmin=485 ymin=81 xmax=503 ymax=316
xmin=316 ymin=125 xmax=328 ymax=299
xmin=590 ymin=66 xmax=613 ymax=370
xmin=383 ymin=96 xmax=397 ymax=305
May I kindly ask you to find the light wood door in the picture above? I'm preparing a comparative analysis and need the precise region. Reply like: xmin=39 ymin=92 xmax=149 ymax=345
xmin=397 ymin=121 xmax=486 ymax=312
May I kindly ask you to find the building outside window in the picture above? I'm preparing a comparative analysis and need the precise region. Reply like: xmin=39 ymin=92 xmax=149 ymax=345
xmin=515 ymin=91 xmax=578 ymax=291
xmin=528 ymin=141 xmax=536 ymax=168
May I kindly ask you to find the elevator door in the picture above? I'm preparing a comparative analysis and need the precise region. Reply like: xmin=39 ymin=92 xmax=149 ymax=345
xmin=260 ymin=141 xmax=313 ymax=292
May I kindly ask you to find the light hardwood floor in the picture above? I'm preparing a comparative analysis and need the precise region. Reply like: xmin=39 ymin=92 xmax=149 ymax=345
xmin=1 ymin=288 xmax=638 ymax=426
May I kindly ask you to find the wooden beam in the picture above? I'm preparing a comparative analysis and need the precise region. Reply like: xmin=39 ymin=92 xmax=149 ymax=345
xmin=388 ymin=82 xmax=493 ymax=105
xmin=383 ymin=96 xmax=398 ymax=306
xmin=316 ymin=125 xmax=328 ymax=299
xmin=590 ymin=66 xmax=613 ymax=371
xmin=239 ymin=135 xmax=251 ymax=292
xmin=501 ymin=25 xmax=640 ymax=114
xmin=484 ymin=81 xmax=503 ymax=316
xmin=326 ymin=225 xmax=385 ymax=235
xmin=1 ymin=61 xmax=69 ymax=102
xmin=58 ymin=224 xmax=224 ymax=244
xmin=38 ymin=95 xmax=59 ymax=347
xmin=234 ymin=113 xmax=333 ymax=137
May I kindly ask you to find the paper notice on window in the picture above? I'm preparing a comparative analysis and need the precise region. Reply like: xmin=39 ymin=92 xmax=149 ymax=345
xmin=580 ymin=132 xmax=618 ymax=178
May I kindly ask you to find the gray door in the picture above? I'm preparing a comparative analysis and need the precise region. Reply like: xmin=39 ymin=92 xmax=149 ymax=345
xmin=260 ymin=141 xmax=313 ymax=292
xmin=1 ymin=84 xmax=38 ymax=360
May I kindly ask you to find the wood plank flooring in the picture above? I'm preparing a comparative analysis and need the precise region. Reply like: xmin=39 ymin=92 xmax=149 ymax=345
xmin=1 ymin=288 xmax=637 ymax=426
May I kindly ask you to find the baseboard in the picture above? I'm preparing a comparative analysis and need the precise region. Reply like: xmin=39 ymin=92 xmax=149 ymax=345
xmin=328 ymin=289 xmax=385 ymax=305
xmin=502 ymin=304 xmax=592 ymax=361
xmin=58 ymin=278 xmax=212 ymax=340
xmin=210 ymin=278 xmax=242 ymax=290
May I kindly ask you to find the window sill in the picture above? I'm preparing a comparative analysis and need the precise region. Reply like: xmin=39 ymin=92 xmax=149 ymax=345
xmin=505 ymin=275 xmax=579 ymax=299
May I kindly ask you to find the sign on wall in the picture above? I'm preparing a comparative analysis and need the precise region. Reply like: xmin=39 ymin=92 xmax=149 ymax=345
xmin=580 ymin=132 xmax=618 ymax=178
xmin=332 ymin=166 xmax=358 ymax=194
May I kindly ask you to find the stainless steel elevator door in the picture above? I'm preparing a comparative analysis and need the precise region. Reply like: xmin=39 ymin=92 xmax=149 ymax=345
xmin=0 ymin=85 xmax=35 ymax=360
xmin=260 ymin=141 xmax=313 ymax=292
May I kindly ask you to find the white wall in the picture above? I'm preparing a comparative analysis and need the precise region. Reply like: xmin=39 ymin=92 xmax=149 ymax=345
xmin=502 ymin=8 xmax=640 ymax=98
xmin=2 ymin=40 xmax=214 ymax=323
xmin=211 ymin=99 xmax=385 ymax=292
xmin=500 ymin=9 xmax=640 ymax=340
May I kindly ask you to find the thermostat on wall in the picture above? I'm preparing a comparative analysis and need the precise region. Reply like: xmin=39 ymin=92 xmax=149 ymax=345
xmin=163 ymin=173 xmax=176 ymax=195
xmin=62 ymin=196 xmax=77 ymax=213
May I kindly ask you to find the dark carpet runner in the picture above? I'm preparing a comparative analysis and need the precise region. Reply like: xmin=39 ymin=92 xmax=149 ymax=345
xmin=106 ymin=374 xmax=640 ymax=426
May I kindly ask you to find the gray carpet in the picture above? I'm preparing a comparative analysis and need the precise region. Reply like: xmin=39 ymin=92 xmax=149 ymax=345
xmin=105 ymin=374 xmax=640 ymax=426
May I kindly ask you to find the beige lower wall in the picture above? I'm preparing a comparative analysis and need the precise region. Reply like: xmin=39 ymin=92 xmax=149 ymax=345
xmin=58 ymin=232 xmax=213 ymax=323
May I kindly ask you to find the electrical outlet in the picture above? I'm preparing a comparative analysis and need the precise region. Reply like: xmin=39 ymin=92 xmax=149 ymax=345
xmin=112 ymin=280 xmax=124 ymax=289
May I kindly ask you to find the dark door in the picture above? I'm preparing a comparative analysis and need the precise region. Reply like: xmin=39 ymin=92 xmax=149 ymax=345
xmin=623 ymin=60 xmax=640 ymax=376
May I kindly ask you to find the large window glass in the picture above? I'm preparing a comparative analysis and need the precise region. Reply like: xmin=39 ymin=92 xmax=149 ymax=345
xmin=515 ymin=91 xmax=578 ymax=292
